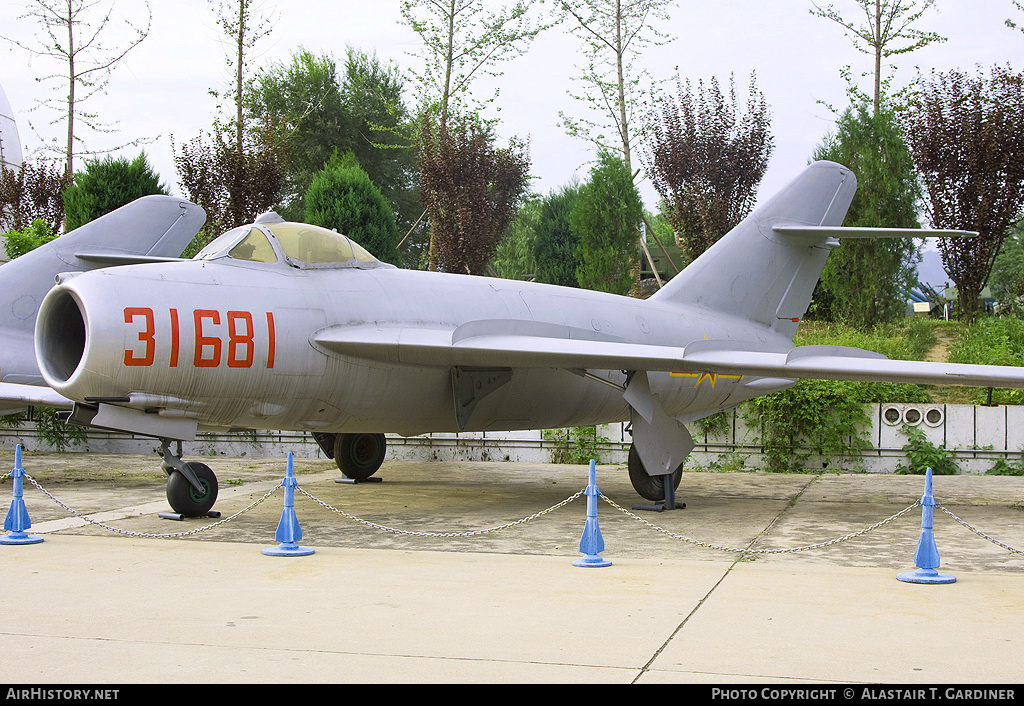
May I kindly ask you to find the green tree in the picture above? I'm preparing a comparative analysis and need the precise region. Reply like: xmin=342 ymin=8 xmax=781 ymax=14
xmin=63 ymin=152 xmax=167 ymax=231
xmin=557 ymin=0 xmax=676 ymax=172
xmin=491 ymin=195 xmax=541 ymax=280
xmin=533 ymin=183 xmax=584 ymax=288
xmin=213 ymin=0 xmax=274 ymax=157
xmin=247 ymin=49 xmax=342 ymax=218
xmin=248 ymin=48 xmax=417 ymax=226
xmin=643 ymin=72 xmax=773 ymax=263
xmin=0 ymin=0 xmax=152 ymax=179
xmin=339 ymin=48 xmax=418 ymax=230
xmin=810 ymin=0 xmax=946 ymax=114
xmin=1007 ymin=1 xmax=1023 ymax=34
xmin=570 ymin=150 xmax=643 ymax=294
xmin=902 ymin=65 xmax=1024 ymax=321
xmin=988 ymin=222 xmax=1024 ymax=316
xmin=401 ymin=0 xmax=546 ymax=269
xmin=303 ymin=152 xmax=400 ymax=265
xmin=811 ymin=101 xmax=921 ymax=326
xmin=400 ymin=0 xmax=546 ymax=125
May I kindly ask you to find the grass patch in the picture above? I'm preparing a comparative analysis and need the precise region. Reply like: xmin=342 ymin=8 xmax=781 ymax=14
xmin=946 ymin=317 xmax=1024 ymax=405
xmin=795 ymin=318 xmax=937 ymax=361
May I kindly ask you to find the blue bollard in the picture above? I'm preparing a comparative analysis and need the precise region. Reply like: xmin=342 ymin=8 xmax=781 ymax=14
xmin=262 ymin=453 xmax=314 ymax=557
xmin=898 ymin=467 xmax=955 ymax=584
xmin=573 ymin=459 xmax=611 ymax=567
xmin=2 ymin=445 xmax=43 ymax=545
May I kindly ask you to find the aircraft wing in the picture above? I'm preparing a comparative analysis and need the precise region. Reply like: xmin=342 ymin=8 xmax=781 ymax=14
xmin=314 ymin=323 xmax=1024 ymax=389
xmin=0 ymin=382 xmax=74 ymax=415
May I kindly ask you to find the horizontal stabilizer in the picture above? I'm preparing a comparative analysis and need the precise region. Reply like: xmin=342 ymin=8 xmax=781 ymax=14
xmin=773 ymin=225 xmax=977 ymax=240
xmin=74 ymin=253 xmax=187 ymax=266
xmin=314 ymin=324 xmax=1024 ymax=389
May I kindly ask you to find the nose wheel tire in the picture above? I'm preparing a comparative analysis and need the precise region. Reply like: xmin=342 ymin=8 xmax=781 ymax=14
xmin=333 ymin=433 xmax=386 ymax=480
xmin=627 ymin=444 xmax=682 ymax=501
xmin=166 ymin=462 xmax=219 ymax=517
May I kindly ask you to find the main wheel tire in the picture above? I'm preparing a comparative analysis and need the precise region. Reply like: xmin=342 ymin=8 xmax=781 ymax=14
xmin=627 ymin=444 xmax=682 ymax=501
xmin=166 ymin=462 xmax=219 ymax=517
xmin=334 ymin=433 xmax=386 ymax=480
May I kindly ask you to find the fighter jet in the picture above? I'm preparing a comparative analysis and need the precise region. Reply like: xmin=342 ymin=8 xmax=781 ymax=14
xmin=26 ymin=161 xmax=1024 ymax=516
xmin=0 ymin=195 xmax=204 ymax=413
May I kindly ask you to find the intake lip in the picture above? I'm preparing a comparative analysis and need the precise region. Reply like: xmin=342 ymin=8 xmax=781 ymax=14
xmin=35 ymin=285 xmax=88 ymax=389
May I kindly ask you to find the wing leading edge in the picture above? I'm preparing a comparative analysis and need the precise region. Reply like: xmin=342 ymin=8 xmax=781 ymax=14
xmin=313 ymin=323 xmax=1024 ymax=390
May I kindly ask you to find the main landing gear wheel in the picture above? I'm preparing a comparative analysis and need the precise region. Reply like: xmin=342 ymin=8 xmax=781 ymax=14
xmin=627 ymin=444 xmax=683 ymax=503
xmin=166 ymin=462 xmax=219 ymax=517
xmin=333 ymin=433 xmax=386 ymax=480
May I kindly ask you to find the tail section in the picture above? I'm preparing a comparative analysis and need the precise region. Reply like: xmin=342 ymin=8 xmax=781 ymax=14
xmin=650 ymin=161 xmax=856 ymax=339
xmin=1 ymin=195 xmax=204 ymax=332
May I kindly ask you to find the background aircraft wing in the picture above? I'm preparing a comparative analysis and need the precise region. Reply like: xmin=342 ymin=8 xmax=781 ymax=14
xmin=0 ymin=382 xmax=73 ymax=415
xmin=314 ymin=323 xmax=1024 ymax=389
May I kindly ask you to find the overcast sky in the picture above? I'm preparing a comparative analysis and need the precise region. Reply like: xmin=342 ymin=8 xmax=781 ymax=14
xmin=0 ymin=0 xmax=1021 ymax=213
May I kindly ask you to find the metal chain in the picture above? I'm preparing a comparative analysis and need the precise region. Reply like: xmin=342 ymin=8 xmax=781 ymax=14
xmin=599 ymin=493 xmax=921 ymax=554
xmin=22 ymin=473 xmax=281 ymax=539
xmin=6 ymin=470 xmax=1023 ymax=559
xmin=936 ymin=503 xmax=1024 ymax=556
xmin=296 ymin=485 xmax=585 ymax=537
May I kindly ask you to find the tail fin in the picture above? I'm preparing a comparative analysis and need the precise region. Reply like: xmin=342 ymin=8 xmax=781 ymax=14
xmin=650 ymin=160 xmax=856 ymax=339
xmin=0 ymin=195 xmax=204 ymax=337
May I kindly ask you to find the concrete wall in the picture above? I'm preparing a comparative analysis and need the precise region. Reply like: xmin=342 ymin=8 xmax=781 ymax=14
xmin=0 ymin=403 xmax=1019 ymax=474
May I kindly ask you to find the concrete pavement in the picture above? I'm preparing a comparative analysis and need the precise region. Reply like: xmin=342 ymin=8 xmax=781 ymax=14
xmin=1 ymin=454 xmax=1023 ymax=684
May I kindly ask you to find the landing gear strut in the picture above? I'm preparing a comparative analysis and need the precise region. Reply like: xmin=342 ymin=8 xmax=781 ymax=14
xmin=627 ymin=443 xmax=685 ymax=511
xmin=159 ymin=439 xmax=219 ymax=517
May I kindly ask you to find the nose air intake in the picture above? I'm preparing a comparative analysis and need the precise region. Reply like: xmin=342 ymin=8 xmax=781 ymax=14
xmin=35 ymin=287 xmax=87 ymax=386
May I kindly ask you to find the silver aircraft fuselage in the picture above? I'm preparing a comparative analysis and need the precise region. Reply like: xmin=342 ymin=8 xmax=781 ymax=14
xmin=31 ymin=162 xmax=1024 ymax=513
xmin=38 ymin=259 xmax=793 ymax=437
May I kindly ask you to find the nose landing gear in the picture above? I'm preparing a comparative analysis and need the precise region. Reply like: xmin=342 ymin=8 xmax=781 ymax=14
xmin=159 ymin=439 xmax=219 ymax=517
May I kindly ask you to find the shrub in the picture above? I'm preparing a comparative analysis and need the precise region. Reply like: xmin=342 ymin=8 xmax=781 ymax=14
xmin=304 ymin=152 xmax=400 ymax=264
xmin=543 ymin=426 xmax=607 ymax=464
xmin=63 ymin=153 xmax=167 ymax=231
xmin=895 ymin=425 xmax=959 ymax=475
xmin=4 ymin=219 xmax=58 ymax=259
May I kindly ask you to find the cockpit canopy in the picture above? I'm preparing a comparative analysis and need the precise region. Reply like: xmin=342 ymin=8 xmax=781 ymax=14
xmin=194 ymin=213 xmax=388 ymax=270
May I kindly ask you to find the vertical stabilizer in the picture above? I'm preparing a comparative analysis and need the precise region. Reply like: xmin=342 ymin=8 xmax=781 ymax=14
xmin=650 ymin=161 xmax=856 ymax=339
xmin=0 ymin=196 xmax=204 ymax=385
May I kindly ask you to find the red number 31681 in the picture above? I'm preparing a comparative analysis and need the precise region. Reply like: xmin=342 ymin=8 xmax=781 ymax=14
xmin=123 ymin=307 xmax=276 ymax=369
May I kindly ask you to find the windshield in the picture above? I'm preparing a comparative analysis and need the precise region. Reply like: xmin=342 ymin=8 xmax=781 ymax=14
xmin=228 ymin=228 xmax=277 ymax=263
xmin=193 ymin=226 xmax=250 ymax=260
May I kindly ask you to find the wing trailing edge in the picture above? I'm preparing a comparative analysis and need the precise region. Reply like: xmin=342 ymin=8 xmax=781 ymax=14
xmin=772 ymin=225 xmax=977 ymax=241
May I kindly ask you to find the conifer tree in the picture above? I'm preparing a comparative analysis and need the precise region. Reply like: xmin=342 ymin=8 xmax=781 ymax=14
xmin=303 ymin=153 xmax=400 ymax=265
xmin=811 ymin=101 xmax=921 ymax=325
